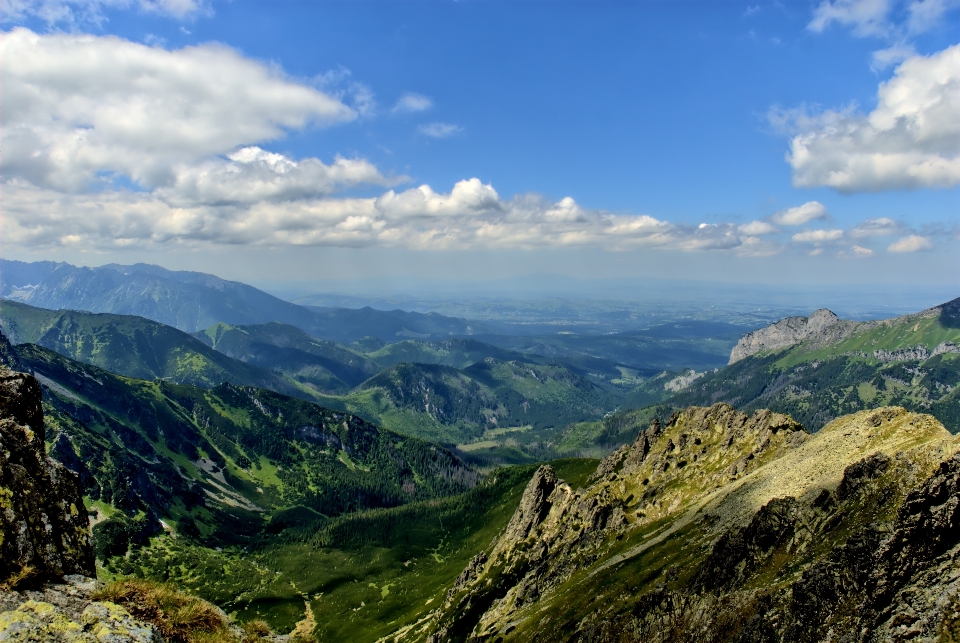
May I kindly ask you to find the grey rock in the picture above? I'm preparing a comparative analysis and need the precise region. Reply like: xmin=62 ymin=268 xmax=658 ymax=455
xmin=0 ymin=329 xmax=94 ymax=586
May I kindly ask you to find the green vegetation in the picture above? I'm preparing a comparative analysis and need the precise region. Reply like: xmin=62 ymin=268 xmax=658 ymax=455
xmin=0 ymin=304 xmax=694 ymax=463
xmin=105 ymin=459 xmax=597 ymax=640
xmin=193 ymin=322 xmax=379 ymax=394
xmin=364 ymin=338 xmax=524 ymax=370
xmin=0 ymin=300 xmax=308 ymax=396
xmin=15 ymin=342 xmax=478 ymax=562
xmin=667 ymin=304 xmax=960 ymax=432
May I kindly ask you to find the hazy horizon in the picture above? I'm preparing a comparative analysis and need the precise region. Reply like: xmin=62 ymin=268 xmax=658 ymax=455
xmin=1 ymin=1 xmax=957 ymax=304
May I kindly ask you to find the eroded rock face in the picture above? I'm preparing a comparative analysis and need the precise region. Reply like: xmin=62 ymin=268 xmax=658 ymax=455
xmin=393 ymin=405 xmax=960 ymax=643
xmin=0 ymin=363 xmax=95 ymax=586
xmin=728 ymin=308 xmax=860 ymax=364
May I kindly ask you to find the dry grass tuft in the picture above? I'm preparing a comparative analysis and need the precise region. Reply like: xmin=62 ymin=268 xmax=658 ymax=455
xmin=92 ymin=579 xmax=234 ymax=643
xmin=0 ymin=565 xmax=39 ymax=590
xmin=241 ymin=619 xmax=272 ymax=643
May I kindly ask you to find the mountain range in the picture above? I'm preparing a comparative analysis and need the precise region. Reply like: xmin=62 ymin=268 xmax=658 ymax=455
xmin=1 ymin=257 xmax=959 ymax=642
xmin=0 ymin=259 xmax=496 ymax=341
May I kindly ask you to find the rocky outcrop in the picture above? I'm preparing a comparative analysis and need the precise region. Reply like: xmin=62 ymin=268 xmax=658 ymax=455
xmin=729 ymin=308 xmax=865 ymax=364
xmin=729 ymin=298 xmax=960 ymax=365
xmin=0 ymin=359 xmax=94 ymax=586
xmin=388 ymin=405 xmax=960 ymax=643
xmin=0 ymin=576 xmax=159 ymax=642
xmin=874 ymin=341 xmax=960 ymax=363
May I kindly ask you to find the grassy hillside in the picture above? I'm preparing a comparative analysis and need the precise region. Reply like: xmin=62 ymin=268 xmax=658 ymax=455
xmin=194 ymin=321 xmax=380 ymax=394
xmin=0 ymin=304 xmax=652 ymax=464
xmin=667 ymin=299 xmax=960 ymax=432
xmin=337 ymin=360 xmax=617 ymax=449
xmin=9 ymin=339 xmax=478 ymax=559
xmin=0 ymin=300 xmax=303 ymax=394
xmin=365 ymin=337 xmax=526 ymax=370
xmin=391 ymin=404 xmax=960 ymax=643
xmin=106 ymin=458 xmax=598 ymax=637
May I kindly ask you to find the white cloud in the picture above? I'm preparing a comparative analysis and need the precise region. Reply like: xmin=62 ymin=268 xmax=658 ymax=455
xmin=738 ymin=221 xmax=779 ymax=235
xmin=0 ymin=0 xmax=205 ymax=25
xmin=393 ymin=93 xmax=433 ymax=113
xmin=0 ymin=29 xmax=356 ymax=193
xmin=418 ymin=122 xmax=463 ymax=138
xmin=871 ymin=41 xmax=916 ymax=70
xmin=849 ymin=217 xmax=903 ymax=237
xmin=771 ymin=201 xmax=828 ymax=225
xmin=778 ymin=44 xmax=960 ymax=192
xmin=156 ymin=147 xmax=406 ymax=207
xmin=0 ymin=177 xmax=784 ymax=253
xmin=808 ymin=0 xmax=892 ymax=36
xmin=838 ymin=245 xmax=875 ymax=257
xmin=313 ymin=67 xmax=376 ymax=118
xmin=906 ymin=0 xmax=960 ymax=34
xmin=887 ymin=234 xmax=934 ymax=251
xmin=792 ymin=229 xmax=845 ymax=243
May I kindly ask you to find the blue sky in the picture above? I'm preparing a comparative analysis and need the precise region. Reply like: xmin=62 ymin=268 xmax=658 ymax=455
xmin=1 ymin=0 xmax=958 ymax=296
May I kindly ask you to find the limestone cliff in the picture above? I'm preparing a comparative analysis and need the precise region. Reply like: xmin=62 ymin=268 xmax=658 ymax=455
xmin=0 ymin=353 xmax=95 ymax=586
xmin=728 ymin=297 xmax=959 ymax=364
xmin=384 ymin=404 xmax=960 ymax=643
xmin=728 ymin=308 xmax=864 ymax=364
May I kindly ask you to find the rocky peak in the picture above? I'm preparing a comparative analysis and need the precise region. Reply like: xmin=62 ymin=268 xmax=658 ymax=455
xmin=0 ymin=347 xmax=94 ymax=586
xmin=500 ymin=465 xmax=559 ymax=543
xmin=806 ymin=307 xmax=839 ymax=333
xmin=728 ymin=307 xmax=863 ymax=364
xmin=399 ymin=405 xmax=959 ymax=643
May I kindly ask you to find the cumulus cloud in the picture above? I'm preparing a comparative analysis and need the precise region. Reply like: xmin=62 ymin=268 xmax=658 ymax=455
xmin=791 ymin=229 xmax=845 ymax=243
xmin=1 ymin=177 xmax=782 ymax=253
xmin=849 ymin=217 xmax=903 ymax=237
xmin=418 ymin=122 xmax=463 ymax=138
xmin=738 ymin=220 xmax=779 ymax=235
xmin=0 ymin=28 xmax=355 ymax=192
xmin=887 ymin=234 xmax=934 ymax=251
xmin=771 ymin=201 xmax=828 ymax=225
xmin=393 ymin=93 xmax=433 ymax=113
xmin=155 ymin=147 xmax=406 ymax=207
xmin=776 ymin=44 xmax=960 ymax=192
xmin=736 ymin=236 xmax=782 ymax=256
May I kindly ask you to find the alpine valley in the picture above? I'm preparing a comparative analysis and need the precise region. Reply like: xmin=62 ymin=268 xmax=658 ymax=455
xmin=0 ymin=260 xmax=958 ymax=643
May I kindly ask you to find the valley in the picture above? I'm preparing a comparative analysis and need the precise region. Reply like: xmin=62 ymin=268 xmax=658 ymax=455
xmin=0 ymin=260 xmax=958 ymax=642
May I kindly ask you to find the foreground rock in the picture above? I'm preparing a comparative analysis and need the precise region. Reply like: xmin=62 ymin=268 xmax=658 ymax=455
xmin=0 ymin=363 xmax=95 ymax=587
xmin=0 ymin=575 xmax=159 ymax=642
xmin=383 ymin=404 xmax=960 ymax=643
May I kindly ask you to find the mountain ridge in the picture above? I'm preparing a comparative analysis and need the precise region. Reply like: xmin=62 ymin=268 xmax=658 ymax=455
xmin=729 ymin=297 xmax=960 ymax=364
xmin=388 ymin=403 xmax=960 ymax=642
xmin=0 ymin=259 xmax=496 ymax=341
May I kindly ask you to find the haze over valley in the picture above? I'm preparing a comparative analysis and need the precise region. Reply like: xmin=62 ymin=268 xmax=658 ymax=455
xmin=0 ymin=1 xmax=957 ymax=642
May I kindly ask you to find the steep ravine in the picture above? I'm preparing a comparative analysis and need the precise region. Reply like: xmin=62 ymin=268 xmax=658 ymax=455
xmin=383 ymin=403 xmax=960 ymax=643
